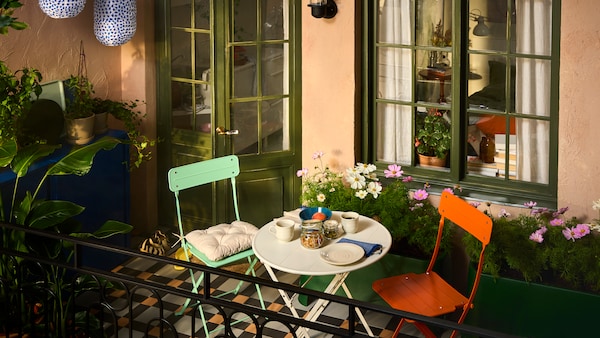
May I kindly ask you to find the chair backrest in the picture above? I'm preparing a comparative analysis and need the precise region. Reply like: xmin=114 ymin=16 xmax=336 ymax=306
xmin=168 ymin=155 xmax=241 ymax=223
xmin=429 ymin=191 xmax=493 ymax=309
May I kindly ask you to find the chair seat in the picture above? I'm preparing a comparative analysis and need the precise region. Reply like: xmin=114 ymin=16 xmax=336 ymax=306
xmin=372 ymin=271 xmax=467 ymax=317
xmin=185 ymin=221 xmax=258 ymax=262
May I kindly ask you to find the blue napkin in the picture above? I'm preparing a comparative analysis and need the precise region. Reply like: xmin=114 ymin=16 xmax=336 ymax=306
xmin=337 ymin=238 xmax=382 ymax=257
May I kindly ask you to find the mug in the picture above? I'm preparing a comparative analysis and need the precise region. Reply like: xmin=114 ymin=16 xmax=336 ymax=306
xmin=269 ymin=219 xmax=295 ymax=242
xmin=340 ymin=211 xmax=360 ymax=234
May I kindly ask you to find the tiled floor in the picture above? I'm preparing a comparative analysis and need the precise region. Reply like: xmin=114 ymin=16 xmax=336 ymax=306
xmin=105 ymin=254 xmax=438 ymax=338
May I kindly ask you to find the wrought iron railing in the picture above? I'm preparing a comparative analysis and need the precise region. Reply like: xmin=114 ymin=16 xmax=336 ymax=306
xmin=0 ymin=222 xmax=516 ymax=338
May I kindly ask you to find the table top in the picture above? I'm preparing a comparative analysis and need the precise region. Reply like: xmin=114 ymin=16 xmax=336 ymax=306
xmin=252 ymin=211 xmax=392 ymax=276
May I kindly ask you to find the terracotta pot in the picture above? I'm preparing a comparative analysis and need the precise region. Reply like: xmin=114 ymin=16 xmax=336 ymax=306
xmin=418 ymin=153 xmax=447 ymax=168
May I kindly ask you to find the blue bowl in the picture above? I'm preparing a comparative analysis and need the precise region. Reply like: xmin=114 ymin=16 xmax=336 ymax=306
xmin=299 ymin=207 xmax=333 ymax=221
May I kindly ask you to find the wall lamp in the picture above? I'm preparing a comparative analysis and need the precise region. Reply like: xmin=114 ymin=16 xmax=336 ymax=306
xmin=469 ymin=9 xmax=490 ymax=36
xmin=308 ymin=0 xmax=337 ymax=19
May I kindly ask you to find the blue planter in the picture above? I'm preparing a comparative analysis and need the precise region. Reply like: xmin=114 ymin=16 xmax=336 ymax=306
xmin=466 ymin=270 xmax=600 ymax=337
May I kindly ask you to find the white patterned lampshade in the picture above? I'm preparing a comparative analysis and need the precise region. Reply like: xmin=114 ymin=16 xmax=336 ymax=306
xmin=39 ymin=0 xmax=86 ymax=19
xmin=94 ymin=0 xmax=136 ymax=46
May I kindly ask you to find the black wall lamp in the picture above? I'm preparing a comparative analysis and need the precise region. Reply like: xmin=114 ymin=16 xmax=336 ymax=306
xmin=308 ymin=0 xmax=337 ymax=19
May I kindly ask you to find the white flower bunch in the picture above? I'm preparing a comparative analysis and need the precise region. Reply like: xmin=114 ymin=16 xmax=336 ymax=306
xmin=344 ymin=162 xmax=382 ymax=200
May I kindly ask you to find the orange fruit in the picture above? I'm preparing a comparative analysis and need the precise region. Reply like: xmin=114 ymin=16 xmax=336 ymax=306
xmin=312 ymin=212 xmax=327 ymax=220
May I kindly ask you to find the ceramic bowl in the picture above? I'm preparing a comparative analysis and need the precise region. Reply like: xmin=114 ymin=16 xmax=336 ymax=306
xmin=299 ymin=207 xmax=332 ymax=221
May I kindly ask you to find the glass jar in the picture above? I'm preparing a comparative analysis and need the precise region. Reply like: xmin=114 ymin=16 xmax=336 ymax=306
xmin=300 ymin=219 xmax=324 ymax=249
xmin=323 ymin=219 xmax=340 ymax=239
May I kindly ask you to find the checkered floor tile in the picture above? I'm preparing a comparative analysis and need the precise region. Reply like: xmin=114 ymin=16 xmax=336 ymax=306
xmin=103 ymin=256 xmax=427 ymax=338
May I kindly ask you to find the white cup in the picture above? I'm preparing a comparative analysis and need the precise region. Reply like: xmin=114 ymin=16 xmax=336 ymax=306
xmin=269 ymin=219 xmax=295 ymax=242
xmin=340 ymin=211 xmax=360 ymax=234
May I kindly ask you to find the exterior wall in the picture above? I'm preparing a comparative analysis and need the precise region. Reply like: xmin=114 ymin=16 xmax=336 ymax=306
xmin=0 ymin=3 xmax=157 ymax=235
xmin=2 ymin=1 xmax=600 ymax=228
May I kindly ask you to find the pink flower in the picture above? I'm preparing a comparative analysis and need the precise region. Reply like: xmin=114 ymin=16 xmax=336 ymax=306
xmin=498 ymin=209 xmax=511 ymax=218
xmin=413 ymin=189 xmax=429 ymax=201
xmin=384 ymin=164 xmax=403 ymax=178
xmin=524 ymin=201 xmax=537 ymax=208
xmin=538 ymin=226 xmax=548 ymax=235
xmin=312 ymin=151 xmax=324 ymax=160
xmin=443 ymin=188 xmax=454 ymax=195
xmin=296 ymin=168 xmax=308 ymax=177
xmin=470 ymin=202 xmax=481 ymax=208
xmin=573 ymin=223 xmax=591 ymax=239
xmin=402 ymin=176 xmax=413 ymax=183
xmin=562 ymin=227 xmax=576 ymax=241
xmin=529 ymin=231 xmax=544 ymax=243
xmin=549 ymin=218 xmax=564 ymax=227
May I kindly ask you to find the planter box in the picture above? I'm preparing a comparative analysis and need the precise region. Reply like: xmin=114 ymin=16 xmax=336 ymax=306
xmin=299 ymin=254 xmax=429 ymax=306
xmin=466 ymin=270 xmax=600 ymax=338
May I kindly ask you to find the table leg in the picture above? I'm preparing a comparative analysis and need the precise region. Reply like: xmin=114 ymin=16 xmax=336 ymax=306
xmin=262 ymin=263 xmax=311 ymax=338
xmin=340 ymin=282 xmax=374 ymax=337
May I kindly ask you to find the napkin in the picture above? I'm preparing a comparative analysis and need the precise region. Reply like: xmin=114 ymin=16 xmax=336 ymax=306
xmin=337 ymin=238 xmax=382 ymax=257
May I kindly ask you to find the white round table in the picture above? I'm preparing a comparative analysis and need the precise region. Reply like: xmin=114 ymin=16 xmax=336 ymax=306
xmin=252 ymin=210 xmax=392 ymax=337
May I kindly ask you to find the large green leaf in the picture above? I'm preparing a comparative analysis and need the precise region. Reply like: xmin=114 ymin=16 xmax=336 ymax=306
xmin=25 ymin=200 xmax=85 ymax=230
xmin=11 ymin=143 xmax=61 ymax=177
xmin=0 ymin=138 xmax=17 ymax=167
xmin=70 ymin=220 xmax=133 ymax=239
xmin=46 ymin=136 xmax=122 ymax=176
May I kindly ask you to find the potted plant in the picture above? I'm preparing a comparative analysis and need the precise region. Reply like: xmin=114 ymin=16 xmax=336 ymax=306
xmin=0 ymin=135 xmax=133 ymax=336
xmin=414 ymin=108 xmax=451 ymax=167
xmin=63 ymin=75 xmax=95 ymax=145
xmin=92 ymin=98 xmax=156 ymax=168
xmin=0 ymin=61 xmax=43 ymax=145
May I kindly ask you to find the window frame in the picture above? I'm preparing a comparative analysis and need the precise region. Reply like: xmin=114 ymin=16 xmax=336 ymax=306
xmin=362 ymin=0 xmax=560 ymax=208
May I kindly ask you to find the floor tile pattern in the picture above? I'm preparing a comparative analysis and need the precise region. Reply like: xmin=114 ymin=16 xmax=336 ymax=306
xmin=104 ymin=256 xmax=404 ymax=337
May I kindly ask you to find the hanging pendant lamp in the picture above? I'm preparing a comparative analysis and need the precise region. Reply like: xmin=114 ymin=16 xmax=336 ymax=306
xmin=39 ymin=0 xmax=86 ymax=19
xmin=94 ymin=0 xmax=136 ymax=46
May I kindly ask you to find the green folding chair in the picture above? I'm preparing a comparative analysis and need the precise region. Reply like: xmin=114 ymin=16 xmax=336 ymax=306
xmin=168 ymin=155 xmax=265 ymax=336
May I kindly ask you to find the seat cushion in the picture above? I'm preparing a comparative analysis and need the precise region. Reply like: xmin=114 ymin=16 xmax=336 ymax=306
xmin=185 ymin=221 xmax=258 ymax=261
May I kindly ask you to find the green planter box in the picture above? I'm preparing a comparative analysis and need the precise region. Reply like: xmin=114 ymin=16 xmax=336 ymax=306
xmin=466 ymin=270 xmax=600 ymax=338
xmin=299 ymin=254 xmax=429 ymax=306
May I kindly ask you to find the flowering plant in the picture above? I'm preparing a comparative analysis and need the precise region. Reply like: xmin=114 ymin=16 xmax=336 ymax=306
xmin=415 ymin=109 xmax=451 ymax=158
xmin=463 ymin=200 xmax=600 ymax=293
xmin=298 ymin=151 xmax=453 ymax=258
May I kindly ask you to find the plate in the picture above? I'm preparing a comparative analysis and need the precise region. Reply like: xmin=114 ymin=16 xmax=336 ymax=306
xmin=320 ymin=243 xmax=364 ymax=266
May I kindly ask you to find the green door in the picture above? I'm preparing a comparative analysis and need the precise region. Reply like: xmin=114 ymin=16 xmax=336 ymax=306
xmin=156 ymin=0 xmax=301 ymax=230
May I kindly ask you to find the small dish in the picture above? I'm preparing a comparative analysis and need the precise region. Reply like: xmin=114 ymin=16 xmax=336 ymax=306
xmin=320 ymin=243 xmax=364 ymax=266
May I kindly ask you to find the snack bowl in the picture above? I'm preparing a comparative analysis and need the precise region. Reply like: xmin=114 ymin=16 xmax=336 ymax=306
xmin=299 ymin=207 xmax=332 ymax=221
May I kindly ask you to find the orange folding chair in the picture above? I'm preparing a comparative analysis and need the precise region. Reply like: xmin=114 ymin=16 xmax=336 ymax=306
xmin=372 ymin=191 xmax=492 ymax=338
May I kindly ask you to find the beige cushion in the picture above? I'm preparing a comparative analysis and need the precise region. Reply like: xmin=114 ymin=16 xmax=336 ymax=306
xmin=185 ymin=221 xmax=258 ymax=261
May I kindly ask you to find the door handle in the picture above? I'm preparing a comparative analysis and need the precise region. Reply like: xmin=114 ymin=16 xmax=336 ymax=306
xmin=216 ymin=126 xmax=239 ymax=135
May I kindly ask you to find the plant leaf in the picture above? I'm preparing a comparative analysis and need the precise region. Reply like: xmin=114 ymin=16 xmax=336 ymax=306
xmin=0 ymin=138 xmax=17 ymax=167
xmin=26 ymin=200 xmax=85 ymax=230
xmin=70 ymin=220 xmax=133 ymax=239
xmin=46 ymin=136 xmax=122 ymax=176
xmin=11 ymin=143 xmax=61 ymax=177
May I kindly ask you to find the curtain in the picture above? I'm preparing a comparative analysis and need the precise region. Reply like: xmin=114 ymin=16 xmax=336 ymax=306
xmin=515 ymin=0 xmax=552 ymax=184
xmin=377 ymin=0 xmax=413 ymax=164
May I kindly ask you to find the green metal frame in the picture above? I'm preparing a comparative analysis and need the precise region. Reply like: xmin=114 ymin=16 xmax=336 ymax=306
xmin=362 ymin=0 xmax=561 ymax=208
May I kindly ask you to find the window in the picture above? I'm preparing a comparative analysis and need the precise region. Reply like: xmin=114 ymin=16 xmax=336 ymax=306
xmin=367 ymin=0 xmax=559 ymax=206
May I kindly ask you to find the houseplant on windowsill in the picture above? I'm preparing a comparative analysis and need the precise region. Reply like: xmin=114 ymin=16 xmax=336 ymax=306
xmin=415 ymin=108 xmax=451 ymax=167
